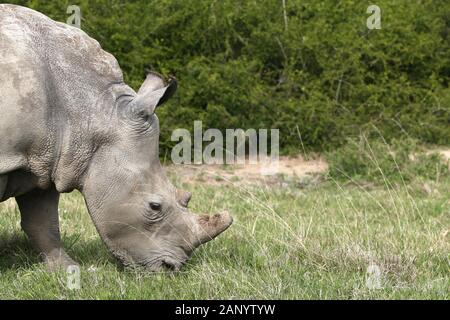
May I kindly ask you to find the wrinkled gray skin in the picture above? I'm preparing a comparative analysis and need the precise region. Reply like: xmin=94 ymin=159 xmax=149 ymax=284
xmin=0 ymin=4 xmax=232 ymax=271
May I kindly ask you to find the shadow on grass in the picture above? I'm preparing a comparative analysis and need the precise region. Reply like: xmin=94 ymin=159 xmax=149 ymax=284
xmin=0 ymin=234 xmax=36 ymax=270
xmin=0 ymin=233 xmax=117 ymax=272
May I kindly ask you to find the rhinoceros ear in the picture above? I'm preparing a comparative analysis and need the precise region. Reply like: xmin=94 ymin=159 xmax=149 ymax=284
xmin=132 ymin=72 xmax=177 ymax=116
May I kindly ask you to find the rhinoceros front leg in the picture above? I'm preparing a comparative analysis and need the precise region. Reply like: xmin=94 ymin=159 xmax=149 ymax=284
xmin=0 ymin=175 xmax=7 ymax=200
xmin=15 ymin=186 xmax=77 ymax=271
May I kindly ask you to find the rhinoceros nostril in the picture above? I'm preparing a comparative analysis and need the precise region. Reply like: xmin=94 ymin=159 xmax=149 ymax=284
xmin=162 ymin=260 xmax=175 ymax=271
xmin=162 ymin=259 xmax=184 ymax=272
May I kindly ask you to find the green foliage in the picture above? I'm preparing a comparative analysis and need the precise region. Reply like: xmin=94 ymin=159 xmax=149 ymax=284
xmin=327 ymin=136 xmax=449 ymax=183
xmin=6 ymin=0 xmax=450 ymax=154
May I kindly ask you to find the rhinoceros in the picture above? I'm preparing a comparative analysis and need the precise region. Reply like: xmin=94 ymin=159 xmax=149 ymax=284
xmin=0 ymin=4 xmax=232 ymax=271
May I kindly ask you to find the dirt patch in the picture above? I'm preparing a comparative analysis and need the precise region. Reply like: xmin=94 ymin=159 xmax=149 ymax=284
xmin=437 ymin=149 xmax=450 ymax=161
xmin=166 ymin=148 xmax=450 ymax=186
xmin=427 ymin=149 xmax=450 ymax=169
xmin=166 ymin=155 xmax=328 ymax=186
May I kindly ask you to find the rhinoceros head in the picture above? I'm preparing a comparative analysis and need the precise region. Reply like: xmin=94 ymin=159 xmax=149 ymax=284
xmin=81 ymin=72 xmax=233 ymax=271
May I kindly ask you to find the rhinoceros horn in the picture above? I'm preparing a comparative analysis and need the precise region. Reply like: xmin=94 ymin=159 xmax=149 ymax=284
xmin=194 ymin=211 xmax=234 ymax=246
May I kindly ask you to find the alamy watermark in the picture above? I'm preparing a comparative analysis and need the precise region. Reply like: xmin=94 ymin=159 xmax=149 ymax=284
xmin=66 ymin=265 xmax=81 ymax=290
xmin=66 ymin=5 xmax=81 ymax=29
xmin=65 ymin=4 xmax=382 ymax=32
xmin=171 ymin=121 xmax=280 ymax=175
xmin=366 ymin=263 xmax=382 ymax=290
xmin=367 ymin=5 xmax=381 ymax=30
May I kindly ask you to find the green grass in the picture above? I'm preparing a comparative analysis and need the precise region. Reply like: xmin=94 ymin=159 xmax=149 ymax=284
xmin=0 ymin=173 xmax=449 ymax=299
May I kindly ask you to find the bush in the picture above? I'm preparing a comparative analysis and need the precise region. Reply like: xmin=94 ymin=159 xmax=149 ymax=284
xmin=7 ymin=0 xmax=450 ymax=155
xmin=326 ymin=136 xmax=449 ymax=184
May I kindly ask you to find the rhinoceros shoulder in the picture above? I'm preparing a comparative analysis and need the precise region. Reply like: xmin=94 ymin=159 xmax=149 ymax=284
xmin=0 ymin=4 xmax=123 ymax=84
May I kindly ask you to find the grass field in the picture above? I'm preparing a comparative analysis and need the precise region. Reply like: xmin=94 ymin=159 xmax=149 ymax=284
xmin=0 ymin=165 xmax=449 ymax=299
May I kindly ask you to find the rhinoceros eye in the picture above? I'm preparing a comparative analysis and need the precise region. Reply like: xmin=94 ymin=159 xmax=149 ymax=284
xmin=144 ymin=202 xmax=164 ymax=224
xmin=149 ymin=202 xmax=162 ymax=211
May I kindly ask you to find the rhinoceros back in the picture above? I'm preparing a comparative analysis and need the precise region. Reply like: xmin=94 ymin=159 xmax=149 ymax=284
xmin=0 ymin=4 xmax=124 ymax=106
xmin=0 ymin=4 xmax=125 ymax=198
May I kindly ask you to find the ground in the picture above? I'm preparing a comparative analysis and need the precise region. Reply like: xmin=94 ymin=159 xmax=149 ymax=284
xmin=0 ymin=156 xmax=448 ymax=299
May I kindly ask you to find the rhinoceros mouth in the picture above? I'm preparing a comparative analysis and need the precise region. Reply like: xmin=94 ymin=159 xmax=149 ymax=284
xmin=161 ymin=258 xmax=185 ymax=272
xmin=140 ymin=255 xmax=186 ymax=272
